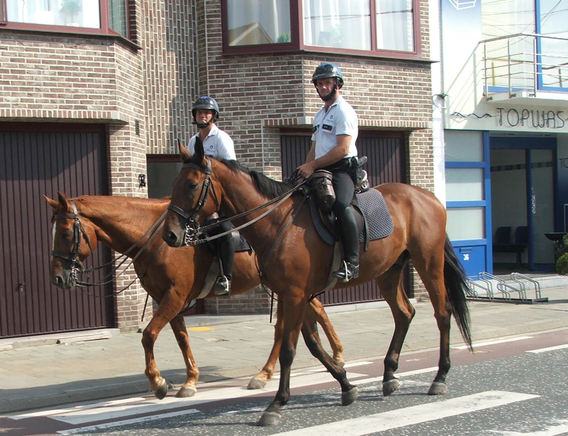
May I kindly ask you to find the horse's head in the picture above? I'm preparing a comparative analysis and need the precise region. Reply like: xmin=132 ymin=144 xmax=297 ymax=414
xmin=44 ymin=192 xmax=97 ymax=288
xmin=163 ymin=138 xmax=220 ymax=247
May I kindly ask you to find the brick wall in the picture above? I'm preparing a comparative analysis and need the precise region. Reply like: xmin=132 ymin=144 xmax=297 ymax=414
xmin=0 ymin=26 xmax=150 ymax=331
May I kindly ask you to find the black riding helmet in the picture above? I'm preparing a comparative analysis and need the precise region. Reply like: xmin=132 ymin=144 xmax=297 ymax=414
xmin=311 ymin=63 xmax=344 ymax=89
xmin=192 ymin=96 xmax=220 ymax=127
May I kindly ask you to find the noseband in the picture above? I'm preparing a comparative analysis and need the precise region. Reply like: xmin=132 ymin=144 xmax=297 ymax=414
xmin=167 ymin=160 xmax=218 ymax=245
xmin=52 ymin=200 xmax=94 ymax=282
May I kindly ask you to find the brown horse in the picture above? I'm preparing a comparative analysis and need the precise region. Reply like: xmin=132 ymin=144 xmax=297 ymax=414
xmin=163 ymin=140 xmax=473 ymax=426
xmin=45 ymin=193 xmax=344 ymax=400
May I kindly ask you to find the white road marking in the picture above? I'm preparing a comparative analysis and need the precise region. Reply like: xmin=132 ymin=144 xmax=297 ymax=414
xmin=272 ymin=391 xmax=539 ymax=436
xmin=526 ymin=343 xmax=568 ymax=354
xmin=452 ymin=336 xmax=532 ymax=350
xmin=487 ymin=419 xmax=568 ymax=435
xmin=56 ymin=409 xmax=200 ymax=435
xmin=47 ymin=370 xmax=367 ymax=425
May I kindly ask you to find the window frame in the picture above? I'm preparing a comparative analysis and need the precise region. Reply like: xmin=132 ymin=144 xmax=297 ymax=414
xmin=0 ymin=0 xmax=134 ymax=41
xmin=222 ymin=0 xmax=422 ymax=59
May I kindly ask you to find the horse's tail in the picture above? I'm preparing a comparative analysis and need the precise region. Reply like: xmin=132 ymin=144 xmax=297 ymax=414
xmin=443 ymin=236 xmax=473 ymax=351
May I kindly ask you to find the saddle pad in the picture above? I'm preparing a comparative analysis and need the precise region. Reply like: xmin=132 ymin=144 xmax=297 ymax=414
xmin=356 ymin=188 xmax=393 ymax=241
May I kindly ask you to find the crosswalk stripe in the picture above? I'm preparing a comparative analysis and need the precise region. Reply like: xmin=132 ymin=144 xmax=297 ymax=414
xmin=272 ymin=391 xmax=539 ymax=436
xmin=56 ymin=409 xmax=200 ymax=435
xmin=49 ymin=370 xmax=368 ymax=425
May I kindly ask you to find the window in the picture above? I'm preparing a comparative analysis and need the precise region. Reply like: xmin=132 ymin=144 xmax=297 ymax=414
xmin=303 ymin=0 xmax=371 ymax=50
xmin=227 ymin=0 xmax=291 ymax=46
xmin=223 ymin=0 xmax=419 ymax=57
xmin=1 ymin=0 xmax=133 ymax=40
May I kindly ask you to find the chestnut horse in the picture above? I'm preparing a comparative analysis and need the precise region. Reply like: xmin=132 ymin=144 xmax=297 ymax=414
xmin=45 ymin=193 xmax=344 ymax=399
xmin=163 ymin=140 xmax=472 ymax=426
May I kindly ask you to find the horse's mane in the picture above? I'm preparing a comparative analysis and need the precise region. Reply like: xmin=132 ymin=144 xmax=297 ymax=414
xmin=222 ymin=159 xmax=294 ymax=199
xmin=181 ymin=154 xmax=295 ymax=199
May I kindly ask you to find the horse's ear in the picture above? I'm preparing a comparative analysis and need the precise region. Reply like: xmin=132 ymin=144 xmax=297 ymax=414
xmin=193 ymin=136 xmax=207 ymax=166
xmin=43 ymin=194 xmax=58 ymax=210
xmin=178 ymin=138 xmax=191 ymax=161
xmin=57 ymin=192 xmax=72 ymax=211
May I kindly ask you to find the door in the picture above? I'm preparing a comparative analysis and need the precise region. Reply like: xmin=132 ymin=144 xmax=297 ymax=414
xmin=0 ymin=123 xmax=114 ymax=338
xmin=490 ymin=136 xmax=556 ymax=271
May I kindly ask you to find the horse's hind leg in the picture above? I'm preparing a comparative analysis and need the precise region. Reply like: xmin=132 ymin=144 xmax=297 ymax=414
xmin=169 ymin=314 xmax=199 ymax=397
xmin=300 ymin=307 xmax=357 ymax=406
xmin=378 ymin=263 xmax=415 ymax=396
xmin=248 ymin=299 xmax=284 ymax=389
xmin=141 ymin=291 xmax=189 ymax=399
xmin=248 ymin=296 xmax=344 ymax=390
xmin=413 ymin=259 xmax=451 ymax=395
xmin=309 ymin=297 xmax=344 ymax=365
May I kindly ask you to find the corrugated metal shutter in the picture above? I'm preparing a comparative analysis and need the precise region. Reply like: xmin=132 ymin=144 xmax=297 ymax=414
xmin=0 ymin=124 xmax=114 ymax=338
xmin=280 ymin=130 xmax=408 ymax=305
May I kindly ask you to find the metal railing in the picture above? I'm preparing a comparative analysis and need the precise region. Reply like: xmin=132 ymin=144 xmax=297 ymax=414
xmin=481 ymin=33 xmax=568 ymax=98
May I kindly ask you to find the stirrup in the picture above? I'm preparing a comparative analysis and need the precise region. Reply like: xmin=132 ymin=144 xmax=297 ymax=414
xmin=333 ymin=261 xmax=359 ymax=283
xmin=213 ymin=275 xmax=231 ymax=296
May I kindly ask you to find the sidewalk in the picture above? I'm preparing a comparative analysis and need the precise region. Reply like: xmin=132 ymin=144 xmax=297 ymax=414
xmin=1 ymin=283 xmax=567 ymax=415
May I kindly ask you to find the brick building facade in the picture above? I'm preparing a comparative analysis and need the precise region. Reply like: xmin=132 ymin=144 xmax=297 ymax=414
xmin=1 ymin=0 xmax=434 ymax=336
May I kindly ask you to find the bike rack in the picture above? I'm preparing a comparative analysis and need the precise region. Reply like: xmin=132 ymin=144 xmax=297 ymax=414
xmin=466 ymin=272 xmax=549 ymax=303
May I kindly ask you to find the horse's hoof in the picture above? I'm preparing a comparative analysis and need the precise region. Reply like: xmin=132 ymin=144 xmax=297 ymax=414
xmin=428 ymin=381 xmax=448 ymax=395
xmin=154 ymin=378 xmax=168 ymax=400
xmin=257 ymin=411 xmax=282 ymax=426
xmin=382 ymin=378 xmax=401 ymax=396
xmin=247 ymin=376 xmax=267 ymax=390
xmin=176 ymin=386 xmax=197 ymax=398
xmin=334 ymin=357 xmax=346 ymax=368
xmin=341 ymin=386 xmax=359 ymax=405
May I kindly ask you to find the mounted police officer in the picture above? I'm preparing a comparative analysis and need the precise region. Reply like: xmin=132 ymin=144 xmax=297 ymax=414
xmin=188 ymin=96 xmax=236 ymax=295
xmin=297 ymin=63 xmax=360 ymax=282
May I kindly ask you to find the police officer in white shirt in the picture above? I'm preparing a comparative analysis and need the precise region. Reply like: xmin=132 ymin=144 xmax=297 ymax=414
xmin=188 ymin=96 xmax=236 ymax=295
xmin=297 ymin=63 xmax=359 ymax=282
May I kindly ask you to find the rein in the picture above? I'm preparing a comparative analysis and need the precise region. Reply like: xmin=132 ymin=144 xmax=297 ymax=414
xmin=167 ymin=161 xmax=307 ymax=246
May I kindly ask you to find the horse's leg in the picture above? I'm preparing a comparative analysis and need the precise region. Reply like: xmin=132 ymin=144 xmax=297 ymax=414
xmin=378 ymin=263 xmax=416 ymax=396
xmin=248 ymin=298 xmax=284 ymax=389
xmin=169 ymin=314 xmax=199 ymax=398
xmin=413 ymin=256 xmax=451 ymax=395
xmin=248 ymin=296 xmax=345 ymax=390
xmin=141 ymin=292 xmax=187 ymax=400
xmin=300 ymin=306 xmax=357 ymax=405
xmin=308 ymin=297 xmax=345 ymax=365
xmin=258 ymin=297 xmax=305 ymax=427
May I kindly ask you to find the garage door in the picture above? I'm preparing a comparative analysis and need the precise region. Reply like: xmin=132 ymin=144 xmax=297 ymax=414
xmin=0 ymin=123 xmax=115 ymax=338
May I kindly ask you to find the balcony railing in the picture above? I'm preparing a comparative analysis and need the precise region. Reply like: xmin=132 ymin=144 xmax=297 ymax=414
xmin=481 ymin=33 xmax=568 ymax=98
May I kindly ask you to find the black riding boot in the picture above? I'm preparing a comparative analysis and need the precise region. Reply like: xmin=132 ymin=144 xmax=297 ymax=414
xmin=213 ymin=228 xmax=235 ymax=296
xmin=333 ymin=206 xmax=359 ymax=282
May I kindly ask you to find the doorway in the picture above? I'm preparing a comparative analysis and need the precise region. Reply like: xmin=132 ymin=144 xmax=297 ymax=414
xmin=490 ymin=136 xmax=556 ymax=271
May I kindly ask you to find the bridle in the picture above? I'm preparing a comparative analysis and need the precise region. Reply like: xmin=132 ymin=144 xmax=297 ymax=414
xmin=51 ymin=199 xmax=169 ymax=292
xmin=51 ymin=200 xmax=94 ymax=284
xmin=167 ymin=159 xmax=220 ymax=246
xmin=167 ymin=160 xmax=307 ymax=246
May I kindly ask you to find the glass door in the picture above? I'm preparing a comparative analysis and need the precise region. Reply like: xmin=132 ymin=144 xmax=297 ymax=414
xmin=490 ymin=137 xmax=556 ymax=271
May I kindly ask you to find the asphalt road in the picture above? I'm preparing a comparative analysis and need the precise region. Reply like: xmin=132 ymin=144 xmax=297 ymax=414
xmin=3 ymin=328 xmax=567 ymax=435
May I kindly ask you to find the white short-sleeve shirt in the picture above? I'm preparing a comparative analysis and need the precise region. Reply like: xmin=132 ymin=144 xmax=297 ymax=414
xmin=311 ymin=96 xmax=358 ymax=160
xmin=188 ymin=124 xmax=236 ymax=160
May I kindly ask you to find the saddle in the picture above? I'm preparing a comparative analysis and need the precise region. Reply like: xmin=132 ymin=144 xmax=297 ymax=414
xmin=308 ymin=171 xmax=394 ymax=248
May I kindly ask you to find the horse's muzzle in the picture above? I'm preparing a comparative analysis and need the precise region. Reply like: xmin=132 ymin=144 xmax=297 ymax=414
xmin=51 ymin=270 xmax=75 ymax=289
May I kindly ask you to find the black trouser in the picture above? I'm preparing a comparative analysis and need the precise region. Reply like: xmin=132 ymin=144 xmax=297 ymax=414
xmin=209 ymin=219 xmax=235 ymax=279
xmin=330 ymin=169 xmax=359 ymax=265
